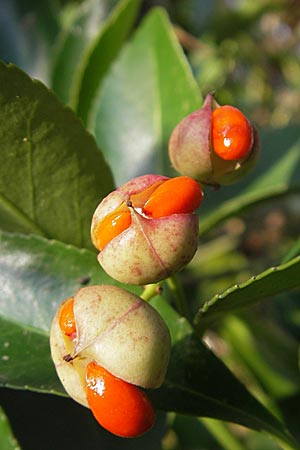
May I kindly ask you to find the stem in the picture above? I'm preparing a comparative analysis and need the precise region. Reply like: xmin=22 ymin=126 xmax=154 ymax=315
xmin=200 ymin=418 xmax=248 ymax=450
xmin=166 ymin=274 xmax=190 ymax=319
xmin=140 ymin=283 xmax=162 ymax=302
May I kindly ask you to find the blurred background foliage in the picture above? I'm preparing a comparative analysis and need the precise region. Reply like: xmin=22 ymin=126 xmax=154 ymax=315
xmin=0 ymin=0 xmax=300 ymax=449
xmin=1 ymin=0 xmax=299 ymax=127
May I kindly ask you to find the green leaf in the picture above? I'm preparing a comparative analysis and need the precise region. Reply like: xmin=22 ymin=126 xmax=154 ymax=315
xmin=0 ymin=405 xmax=20 ymax=450
xmin=90 ymin=7 xmax=201 ymax=185
xmin=194 ymin=255 xmax=300 ymax=329
xmin=0 ymin=61 xmax=114 ymax=248
xmin=149 ymin=297 xmax=296 ymax=448
xmin=0 ymin=317 xmax=63 ymax=395
xmin=51 ymin=0 xmax=117 ymax=104
xmin=0 ymin=231 xmax=141 ymax=391
xmin=74 ymin=0 xmax=141 ymax=124
xmin=200 ymin=125 xmax=300 ymax=236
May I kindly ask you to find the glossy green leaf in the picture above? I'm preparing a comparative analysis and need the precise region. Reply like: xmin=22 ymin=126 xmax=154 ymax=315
xmin=200 ymin=125 xmax=300 ymax=235
xmin=149 ymin=297 xmax=296 ymax=448
xmin=0 ymin=61 xmax=114 ymax=248
xmin=0 ymin=231 xmax=141 ymax=391
xmin=194 ymin=255 xmax=300 ymax=329
xmin=0 ymin=317 xmax=63 ymax=395
xmin=90 ymin=8 xmax=201 ymax=185
xmin=51 ymin=0 xmax=117 ymax=104
xmin=0 ymin=405 xmax=20 ymax=450
xmin=74 ymin=0 xmax=141 ymax=124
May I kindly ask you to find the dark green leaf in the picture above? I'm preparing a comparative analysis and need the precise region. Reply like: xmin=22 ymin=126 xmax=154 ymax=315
xmin=0 ymin=405 xmax=20 ymax=450
xmin=194 ymin=255 xmax=300 ymax=329
xmin=0 ymin=317 xmax=63 ymax=395
xmin=74 ymin=0 xmax=141 ymax=124
xmin=0 ymin=61 xmax=114 ymax=248
xmin=150 ymin=297 xmax=296 ymax=447
xmin=51 ymin=0 xmax=117 ymax=104
xmin=90 ymin=8 xmax=201 ymax=185
xmin=151 ymin=333 xmax=295 ymax=447
xmin=200 ymin=125 xmax=300 ymax=235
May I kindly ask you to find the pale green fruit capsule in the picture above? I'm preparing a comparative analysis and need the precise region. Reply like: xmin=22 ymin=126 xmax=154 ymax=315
xmin=168 ymin=93 xmax=259 ymax=187
xmin=50 ymin=285 xmax=171 ymax=407
xmin=91 ymin=174 xmax=201 ymax=285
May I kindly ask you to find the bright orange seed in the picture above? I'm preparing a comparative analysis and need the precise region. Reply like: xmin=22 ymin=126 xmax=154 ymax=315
xmin=212 ymin=105 xmax=253 ymax=161
xmin=86 ymin=362 xmax=155 ymax=438
xmin=94 ymin=210 xmax=131 ymax=251
xmin=58 ymin=297 xmax=76 ymax=337
xmin=143 ymin=176 xmax=203 ymax=218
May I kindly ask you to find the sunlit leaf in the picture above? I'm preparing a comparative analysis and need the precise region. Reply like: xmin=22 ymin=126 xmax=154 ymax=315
xmin=90 ymin=8 xmax=201 ymax=185
xmin=194 ymin=255 xmax=300 ymax=329
xmin=0 ymin=61 xmax=114 ymax=248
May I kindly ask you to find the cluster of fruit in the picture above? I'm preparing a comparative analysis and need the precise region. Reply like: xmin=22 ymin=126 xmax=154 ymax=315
xmin=50 ymin=94 xmax=258 ymax=437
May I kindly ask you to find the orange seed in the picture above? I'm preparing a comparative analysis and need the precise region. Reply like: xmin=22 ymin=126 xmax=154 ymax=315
xmin=58 ymin=297 xmax=76 ymax=337
xmin=143 ymin=176 xmax=203 ymax=218
xmin=212 ymin=105 xmax=253 ymax=161
xmin=86 ymin=362 xmax=155 ymax=438
xmin=93 ymin=210 xmax=131 ymax=251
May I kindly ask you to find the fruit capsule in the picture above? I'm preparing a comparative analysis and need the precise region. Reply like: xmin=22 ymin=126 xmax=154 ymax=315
xmin=91 ymin=175 xmax=203 ymax=285
xmin=50 ymin=285 xmax=171 ymax=409
xmin=86 ymin=362 xmax=155 ymax=438
xmin=168 ymin=93 xmax=259 ymax=186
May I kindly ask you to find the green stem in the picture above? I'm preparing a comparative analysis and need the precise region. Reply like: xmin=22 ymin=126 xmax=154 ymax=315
xmin=200 ymin=418 xmax=248 ymax=450
xmin=166 ymin=274 xmax=189 ymax=319
xmin=140 ymin=283 xmax=162 ymax=302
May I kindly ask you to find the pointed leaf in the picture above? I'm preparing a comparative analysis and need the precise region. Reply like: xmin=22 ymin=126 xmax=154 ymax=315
xmin=90 ymin=8 xmax=201 ymax=185
xmin=74 ymin=0 xmax=141 ymax=124
xmin=0 ymin=61 xmax=114 ymax=248
xmin=194 ymin=255 xmax=300 ymax=329
xmin=149 ymin=297 xmax=296 ymax=448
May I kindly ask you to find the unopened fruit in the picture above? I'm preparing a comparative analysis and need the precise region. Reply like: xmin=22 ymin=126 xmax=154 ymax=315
xmin=168 ymin=93 xmax=259 ymax=186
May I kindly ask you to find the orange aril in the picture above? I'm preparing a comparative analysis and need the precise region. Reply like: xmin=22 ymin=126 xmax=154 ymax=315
xmin=58 ymin=297 xmax=76 ymax=338
xmin=143 ymin=176 xmax=203 ymax=218
xmin=93 ymin=210 xmax=131 ymax=251
xmin=86 ymin=362 xmax=155 ymax=438
xmin=212 ymin=105 xmax=253 ymax=161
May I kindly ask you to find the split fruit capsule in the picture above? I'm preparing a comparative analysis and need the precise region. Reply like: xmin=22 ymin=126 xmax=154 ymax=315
xmin=50 ymin=285 xmax=171 ymax=437
xmin=168 ymin=93 xmax=260 ymax=186
xmin=91 ymin=175 xmax=203 ymax=285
